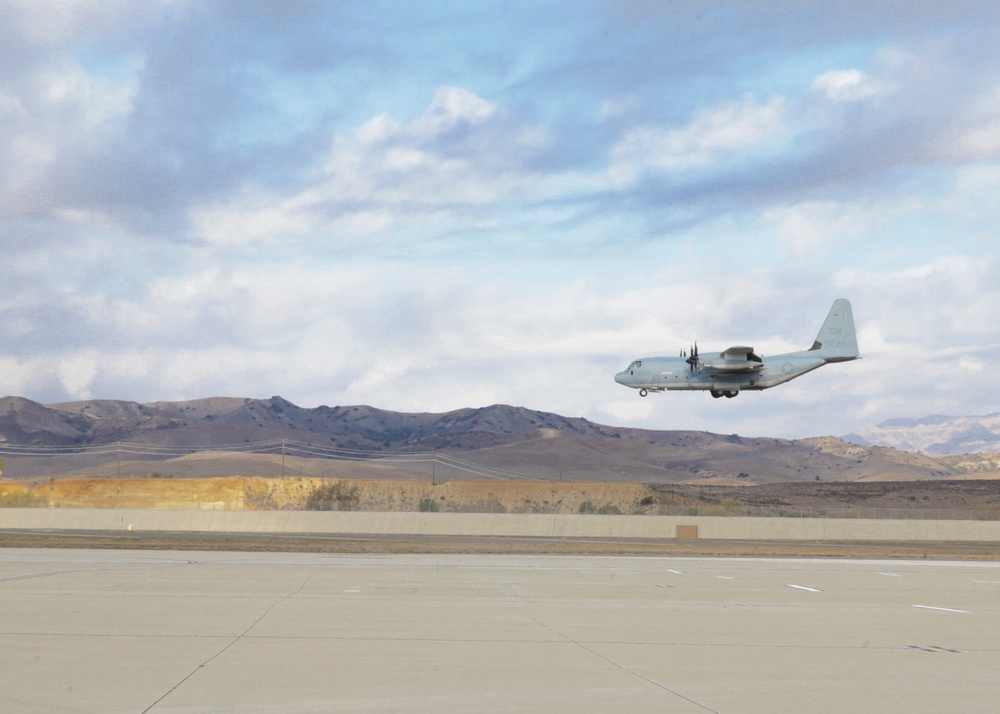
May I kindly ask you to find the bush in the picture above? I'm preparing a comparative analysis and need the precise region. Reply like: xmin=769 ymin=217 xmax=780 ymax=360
xmin=720 ymin=497 xmax=743 ymax=516
xmin=0 ymin=491 xmax=48 ymax=508
xmin=304 ymin=481 xmax=360 ymax=511
xmin=579 ymin=501 xmax=622 ymax=515
xmin=418 ymin=498 xmax=440 ymax=512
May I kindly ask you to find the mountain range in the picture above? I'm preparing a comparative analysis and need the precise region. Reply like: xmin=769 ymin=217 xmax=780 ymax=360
xmin=843 ymin=413 xmax=1000 ymax=455
xmin=2 ymin=395 xmax=998 ymax=483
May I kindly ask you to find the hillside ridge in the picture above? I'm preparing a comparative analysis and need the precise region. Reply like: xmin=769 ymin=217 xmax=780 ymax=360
xmin=2 ymin=396 xmax=999 ymax=483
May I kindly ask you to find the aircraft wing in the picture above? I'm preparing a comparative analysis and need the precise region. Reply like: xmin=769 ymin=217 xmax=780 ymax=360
xmin=701 ymin=345 xmax=764 ymax=374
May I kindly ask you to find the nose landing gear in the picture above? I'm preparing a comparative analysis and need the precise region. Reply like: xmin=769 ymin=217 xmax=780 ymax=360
xmin=711 ymin=390 xmax=739 ymax=398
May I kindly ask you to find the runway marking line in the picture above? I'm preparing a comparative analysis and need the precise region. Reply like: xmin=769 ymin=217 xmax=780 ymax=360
xmin=907 ymin=645 xmax=961 ymax=653
xmin=785 ymin=584 xmax=823 ymax=592
xmin=911 ymin=605 xmax=970 ymax=613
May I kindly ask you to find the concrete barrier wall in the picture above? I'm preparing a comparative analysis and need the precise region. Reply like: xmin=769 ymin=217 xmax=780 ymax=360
xmin=2 ymin=508 xmax=1000 ymax=542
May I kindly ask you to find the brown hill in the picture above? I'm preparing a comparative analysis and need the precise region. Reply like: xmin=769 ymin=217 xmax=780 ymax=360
xmin=0 ymin=396 xmax=993 ymax=484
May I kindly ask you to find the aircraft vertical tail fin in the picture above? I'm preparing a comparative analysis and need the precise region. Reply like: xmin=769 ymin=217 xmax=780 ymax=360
xmin=809 ymin=299 xmax=859 ymax=362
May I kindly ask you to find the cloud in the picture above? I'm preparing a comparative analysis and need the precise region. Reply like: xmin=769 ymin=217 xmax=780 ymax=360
xmin=609 ymin=94 xmax=789 ymax=183
xmin=58 ymin=354 xmax=99 ymax=401
xmin=3 ymin=2 xmax=1000 ymax=443
xmin=953 ymin=84 xmax=1000 ymax=157
xmin=1 ymin=0 xmax=170 ymax=48
xmin=811 ymin=69 xmax=883 ymax=103
xmin=190 ymin=86 xmax=550 ymax=250
xmin=764 ymin=200 xmax=894 ymax=256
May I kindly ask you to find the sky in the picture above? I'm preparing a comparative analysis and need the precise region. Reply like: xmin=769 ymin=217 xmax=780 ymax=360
xmin=2 ymin=0 xmax=999 ymax=440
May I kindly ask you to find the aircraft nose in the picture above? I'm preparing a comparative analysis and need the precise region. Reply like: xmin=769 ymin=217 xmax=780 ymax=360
xmin=614 ymin=370 xmax=628 ymax=385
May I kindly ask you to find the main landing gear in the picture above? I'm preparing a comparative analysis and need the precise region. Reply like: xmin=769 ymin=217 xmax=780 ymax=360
xmin=710 ymin=390 xmax=739 ymax=399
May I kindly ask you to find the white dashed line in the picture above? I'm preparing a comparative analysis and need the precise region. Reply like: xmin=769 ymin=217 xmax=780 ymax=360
xmin=786 ymin=584 xmax=823 ymax=592
xmin=911 ymin=605 xmax=969 ymax=613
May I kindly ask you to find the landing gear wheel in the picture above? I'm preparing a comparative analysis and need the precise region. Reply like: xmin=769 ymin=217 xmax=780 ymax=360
xmin=724 ymin=391 xmax=738 ymax=398
xmin=639 ymin=389 xmax=648 ymax=397
xmin=710 ymin=390 xmax=723 ymax=398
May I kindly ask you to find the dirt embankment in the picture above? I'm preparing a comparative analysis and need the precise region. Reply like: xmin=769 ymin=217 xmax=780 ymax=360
xmin=1 ymin=477 xmax=660 ymax=514
xmin=5 ymin=476 xmax=1000 ymax=515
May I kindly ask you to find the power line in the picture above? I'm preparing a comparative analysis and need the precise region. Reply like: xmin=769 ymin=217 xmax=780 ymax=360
xmin=0 ymin=438 xmax=547 ymax=480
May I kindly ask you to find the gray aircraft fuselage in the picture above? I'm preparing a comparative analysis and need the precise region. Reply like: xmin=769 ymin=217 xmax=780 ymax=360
xmin=614 ymin=299 xmax=860 ymax=399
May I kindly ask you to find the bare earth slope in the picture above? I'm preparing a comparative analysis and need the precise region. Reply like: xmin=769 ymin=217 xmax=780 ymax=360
xmin=4 ymin=476 xmax=1000 ymax=516
xmin=5 ymin=395 xmax=996 ymax=484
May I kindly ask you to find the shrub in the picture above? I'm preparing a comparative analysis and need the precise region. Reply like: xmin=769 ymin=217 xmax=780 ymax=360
xmin=418 ymin=498 xmax=440 ymax=512
xmin=304 ymin=481 xmax=360 ymax=511
xmin=0 ymin=491 xmax=48 ymax=508
xmin=579 ymin=501 xmax=622 ymax=515
xmin=720 ymin=497 xmax=743 ymax=516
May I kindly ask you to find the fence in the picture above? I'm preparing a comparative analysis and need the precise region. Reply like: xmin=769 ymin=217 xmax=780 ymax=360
xmin=656 ymin=503 xmax=1000 ymax=521
xmin=5 ymin=497 xmax=1000 ymax=521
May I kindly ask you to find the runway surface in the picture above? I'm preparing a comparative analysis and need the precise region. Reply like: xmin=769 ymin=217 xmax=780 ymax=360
xmin=1 ymin=549 xmax=998 ymax=713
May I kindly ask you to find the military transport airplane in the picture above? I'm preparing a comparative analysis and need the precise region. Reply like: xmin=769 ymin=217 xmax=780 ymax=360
xmin=615 ymin=298 xmax=859 ymax=398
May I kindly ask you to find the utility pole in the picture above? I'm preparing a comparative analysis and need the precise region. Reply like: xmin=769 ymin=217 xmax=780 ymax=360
xmin=281 ymin=439 xmax=286 ymax=478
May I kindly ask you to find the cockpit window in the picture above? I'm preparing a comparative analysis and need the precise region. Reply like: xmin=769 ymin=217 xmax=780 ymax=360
xmin=631 ymin=360 xmax=641 ymax=368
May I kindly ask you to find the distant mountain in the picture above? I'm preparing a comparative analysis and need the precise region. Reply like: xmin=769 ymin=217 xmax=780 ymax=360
xmin=0 ymin=396 xmax=994 ymax=482
xmin=13 ymin=396 xmax=615 ymax=450
xmin=843 ymin=413 xmax=1000 ymax=455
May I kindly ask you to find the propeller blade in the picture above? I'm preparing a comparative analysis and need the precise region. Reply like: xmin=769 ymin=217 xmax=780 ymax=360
xmin=686 ymin=342 xmax=698 ymax=373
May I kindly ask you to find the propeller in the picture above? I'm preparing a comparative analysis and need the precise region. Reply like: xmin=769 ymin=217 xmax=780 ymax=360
xmin=685 ymin=342 xmax=699 ymax=374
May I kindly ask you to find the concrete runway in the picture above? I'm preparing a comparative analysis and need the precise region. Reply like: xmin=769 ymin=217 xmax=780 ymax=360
xmin=1 ymin=549 xmax=998 ymax=713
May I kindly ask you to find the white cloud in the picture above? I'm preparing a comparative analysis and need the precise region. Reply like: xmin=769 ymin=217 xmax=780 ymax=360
xmin=609 ymin=94 xmax=789 ymax=183
xmin=811 ymin=69 xmax=882 ymax=103
xmin=413 ymin=86 xmax=497 ymax=132
xmin=0 ymin=358 xmax=29 ymax=396
xmin=603 ymin=397 xmax=655 ymax=422
xmin=599 ymin=94 xmax=639 ymax=122
xmin=191 ymin=86 xmax=548 ymax=250
xmin=0 ymin=55 xmax=139 ymax=220
xmin=764 ymin=200 xmax=891 ymax=256
xmin=954 ymin=85 xmax=1000 ymax=157
xmin=38 ymin=62 xmax=136 ymax=130
xmin=58 ymin=354 xmax=98 ymax=400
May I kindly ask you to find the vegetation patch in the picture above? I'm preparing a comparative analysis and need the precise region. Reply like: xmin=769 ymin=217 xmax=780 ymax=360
xmin=578 ymin=501 xmax=622 ymax=515
xmin=0 ymin=487 xmax=48 ymax=508
xmin=304 ymin=480 xmax=361 ymax=511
